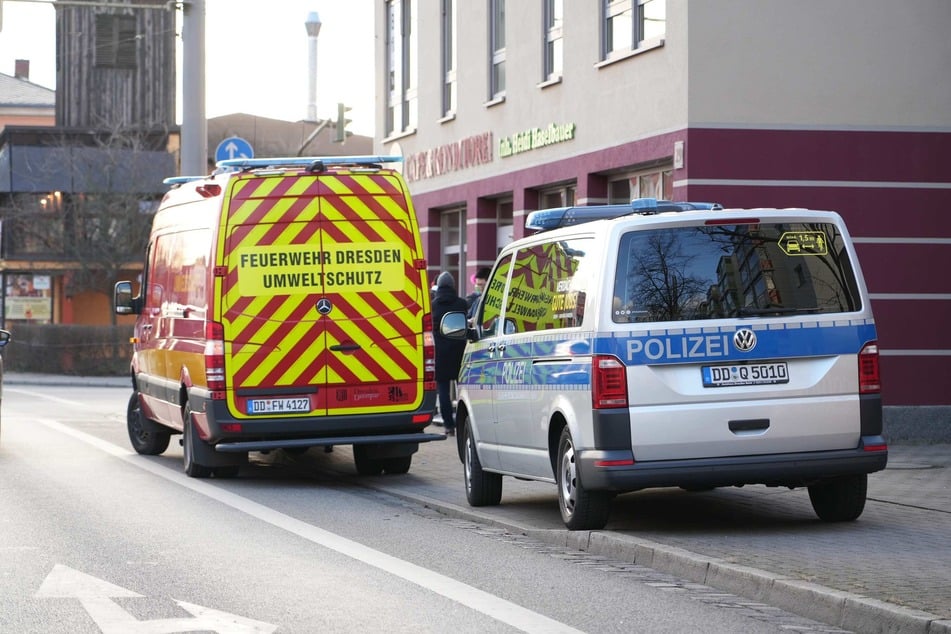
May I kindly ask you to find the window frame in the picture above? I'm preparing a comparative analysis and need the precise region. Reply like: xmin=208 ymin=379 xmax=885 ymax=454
xmin=488 ymin=0 xmax=506 ymax=101
xmin=542 ymin=0 xmax=563 ymax=83
xmin=600 ymin=0 xmax=665 ymax=62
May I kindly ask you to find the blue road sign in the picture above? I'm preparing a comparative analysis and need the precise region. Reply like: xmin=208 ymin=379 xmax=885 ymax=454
xmin=215 ymin=136 xmax=254 ymax=162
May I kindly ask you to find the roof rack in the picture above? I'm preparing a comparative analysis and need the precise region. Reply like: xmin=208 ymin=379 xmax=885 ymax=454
xmin=525 ymin=198 xmax=723 ymax=232
xmin=215 ymin=155 xmax=402 ymax=170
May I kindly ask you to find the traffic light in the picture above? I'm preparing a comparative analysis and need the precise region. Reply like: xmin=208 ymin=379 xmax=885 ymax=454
xmin=334 ymin=102 xmax=352 ymax=143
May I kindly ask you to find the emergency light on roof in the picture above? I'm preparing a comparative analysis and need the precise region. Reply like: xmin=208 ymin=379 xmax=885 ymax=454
xmin=525 ymin=198 xmax=723 ymax=232
xmin=216 ymin=155 xmax=402 ymax=170
xmin=163 ymin=175 xmax=206 ymax=186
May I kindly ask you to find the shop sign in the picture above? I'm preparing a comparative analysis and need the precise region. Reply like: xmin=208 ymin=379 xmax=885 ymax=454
xmin=404 ymin=133 xmax=494 ymax=182
xmin=499 ymin=123 xmax=576 ymax=158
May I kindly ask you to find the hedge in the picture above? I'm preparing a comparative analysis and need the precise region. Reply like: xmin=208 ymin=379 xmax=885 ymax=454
xmin=2 ymin=323 xmax=133 ymax=376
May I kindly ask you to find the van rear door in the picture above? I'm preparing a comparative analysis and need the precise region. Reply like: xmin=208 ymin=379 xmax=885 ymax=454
xmin=610 ymin=216 xmax=873 ymax=461
xmin=217 ymin=170 xmax=427 ymax=420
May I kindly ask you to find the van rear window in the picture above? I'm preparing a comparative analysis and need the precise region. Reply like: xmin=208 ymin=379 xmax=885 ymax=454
xmin=611 ymin=223 xmax=862 ymax=323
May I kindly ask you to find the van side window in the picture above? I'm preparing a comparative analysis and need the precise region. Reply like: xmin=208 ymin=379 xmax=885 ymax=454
xmin=479 ymin=256 xmax=512 ymax=337
xmin=505 ymin=237 xmax=593 ymax=333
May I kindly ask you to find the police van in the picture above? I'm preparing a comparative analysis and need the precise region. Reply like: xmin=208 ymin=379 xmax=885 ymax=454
xmin=115 ymin=156 xmax=443 ymax=478
xmin=441 ymin=198 xmax=887 ymax=530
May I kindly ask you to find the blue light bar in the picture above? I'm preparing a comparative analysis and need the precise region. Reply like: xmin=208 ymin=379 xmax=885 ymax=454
xmin=216 ymin=155 xmax=403 ymax=169
xmin=163 ymin=176 xmax=206 ymax=185
xmin=525 ymin=198 xmax=723 ymax=232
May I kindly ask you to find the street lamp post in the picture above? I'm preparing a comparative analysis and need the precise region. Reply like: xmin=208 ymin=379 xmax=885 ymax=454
xmin=305 ymin=11 xmax=322 ymax=123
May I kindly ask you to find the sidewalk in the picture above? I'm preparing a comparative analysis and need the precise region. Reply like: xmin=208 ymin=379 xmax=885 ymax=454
xmin=10 ymin=372 xmax=951 ymax=633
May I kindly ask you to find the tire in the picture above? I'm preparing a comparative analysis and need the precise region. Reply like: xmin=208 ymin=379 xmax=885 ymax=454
xmin=382 ymin=455 xmax=413 ymax=475
xmin=126 ymin=392 xmax=171 ymax=455
xmin=352 ymin=445 xmax=384 ymax=476
xmin=463 ymin=415 xmax=502 ymax=507
xmin=182 ymin=404 xmax=212 ymax=478
xmin=557 ymin=428 xmax=611 ymax=530
xmin=808 ymin=473 xmax=868 ymax=522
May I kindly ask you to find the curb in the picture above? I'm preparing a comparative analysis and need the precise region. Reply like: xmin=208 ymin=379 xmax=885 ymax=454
xmin=369 ymin=485 xmax=951 ymax=634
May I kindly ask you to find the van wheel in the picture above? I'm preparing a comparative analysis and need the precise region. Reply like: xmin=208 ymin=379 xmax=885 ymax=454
xmin=382 ymin=455 xmax=412 ymax=475
xmin=127 ymin=392 xmax=170 ymax=455
xmin=352 ymin=445 xmax=384 ymax=476
xmin=463 ymin=416 xmax=502 ymax=506
xmin=808 ymin=474 xmax=867 ymax=522
xmin=557 ymin=428 xmax=611 ymax=530
xmin=182 ymin=404 xmax=212 ymax=478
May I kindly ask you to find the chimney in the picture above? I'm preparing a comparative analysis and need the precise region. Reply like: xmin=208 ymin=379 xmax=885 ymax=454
xmin=14 ymin=59 xmax=30 ymax=81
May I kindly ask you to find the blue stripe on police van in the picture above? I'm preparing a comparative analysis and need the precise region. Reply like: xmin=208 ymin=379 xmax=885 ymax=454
xmin=457 ymin=319 xmax=877 ymax=388
xmin=601 ymin=319 xmax=877 ymax=366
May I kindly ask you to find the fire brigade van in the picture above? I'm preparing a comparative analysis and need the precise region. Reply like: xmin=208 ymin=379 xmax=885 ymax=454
xmin=441 ymin=198 xmax=887 ymax=530
xmin=115 ymin=155 xmax=443 ymax=478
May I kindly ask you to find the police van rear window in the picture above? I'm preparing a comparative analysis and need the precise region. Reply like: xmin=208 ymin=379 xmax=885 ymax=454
xmin=611 ymin=223 xmax=862 ymax=323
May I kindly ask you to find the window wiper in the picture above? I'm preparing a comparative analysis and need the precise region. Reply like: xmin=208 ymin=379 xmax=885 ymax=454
xmin=737 ymin=306 xmax=822 ymax=317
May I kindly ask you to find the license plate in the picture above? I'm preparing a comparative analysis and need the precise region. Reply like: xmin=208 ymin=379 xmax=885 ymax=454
xmin=702 ymin=362 xmax=789 ymax=387
xmin=247 ymin=398 xmax=311 ymax=414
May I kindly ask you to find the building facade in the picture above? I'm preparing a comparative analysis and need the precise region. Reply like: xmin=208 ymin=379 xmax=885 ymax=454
xmin=374 ymin=0 xmax=951 ymax=408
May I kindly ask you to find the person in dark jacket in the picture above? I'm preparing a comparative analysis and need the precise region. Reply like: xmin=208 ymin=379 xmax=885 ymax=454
xmin=431 ymin=271 xmax=468 ymax=436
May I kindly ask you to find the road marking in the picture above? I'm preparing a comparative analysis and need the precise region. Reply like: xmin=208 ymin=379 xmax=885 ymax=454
xmin=37 ymin=565 xmax=275 ymax=634
xmin=32 ymin=417 xmax=583 ymax=634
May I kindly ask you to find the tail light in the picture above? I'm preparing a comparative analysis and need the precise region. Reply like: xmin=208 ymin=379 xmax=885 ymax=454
xmin=204 ymin=321 xmax=226 ymax=399
xmin=592 ymin=355 xmax=628 ymax=409
xmin=858 ymin=341 xmax=881 ymax=394
xmin=423 ymin=313 xmax=436 ymax=390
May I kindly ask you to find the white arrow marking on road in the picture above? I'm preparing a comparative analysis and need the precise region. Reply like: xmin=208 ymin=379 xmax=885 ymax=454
xmin=36 ymin=565 xmax=276 ymax=634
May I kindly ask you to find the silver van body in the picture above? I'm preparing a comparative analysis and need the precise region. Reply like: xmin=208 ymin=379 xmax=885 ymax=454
xmin=446 ymin=200 xmax=887 ymax=530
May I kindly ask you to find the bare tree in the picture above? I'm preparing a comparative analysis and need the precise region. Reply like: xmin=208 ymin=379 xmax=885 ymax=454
xmin=2 ymin=124 xmax=171 ymax=325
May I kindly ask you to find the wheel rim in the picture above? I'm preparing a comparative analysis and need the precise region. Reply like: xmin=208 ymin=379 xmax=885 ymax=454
xmin=128 ymin=396 xmax=148 ymax=443
xmin=464 ymin=434 xmax=474 ymax=492
xmin=559 ymin=438 xmax=577 ymax=518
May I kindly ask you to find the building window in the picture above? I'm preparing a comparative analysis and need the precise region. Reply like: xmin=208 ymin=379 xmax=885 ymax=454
xmin=543 ymin=0 xmax=563 ymax=82
xmin=439 ymin=207 xmax=466 ymax=288
xmin=601 ymin=0 xmax=665 ymax=61
xmin=496 ymin=198 xmax=514 ymax=253
xmin=441 ymin=0 xmax=456 ymax=117
xmin=385 ymin=0 xmax=417 ymax=136
xmin=489 ymin=0 xmax=506 ymax=100
xmin=95 ymin=14 xmax=137 ymax=69
xmin=607 ymin=167 xmax=673 ymax=203
xmin=540 ymin=184 xmax=576 ymax=209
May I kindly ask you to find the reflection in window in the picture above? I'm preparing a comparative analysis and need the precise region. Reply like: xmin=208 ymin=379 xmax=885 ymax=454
xmin=503 ymin=238 xmax=593 ymax=333
xmin=612 ymin=223 xmax=861 ymax=323
xmin=601 ymin=0 xmax=666 ymax=61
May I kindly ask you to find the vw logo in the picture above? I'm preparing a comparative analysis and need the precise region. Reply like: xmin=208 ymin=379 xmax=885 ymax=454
xmin=316 ymin=298 xmax=333 ymax=315
xmin=733 ymin=329 xmax=757 ymax=352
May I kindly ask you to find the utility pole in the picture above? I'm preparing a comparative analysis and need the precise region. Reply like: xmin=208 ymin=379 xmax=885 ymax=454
xmin=181 ymin=0 xmax=206 ymax=175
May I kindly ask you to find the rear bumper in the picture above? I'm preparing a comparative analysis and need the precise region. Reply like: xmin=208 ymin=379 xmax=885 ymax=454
xmin=577 ymin=435 xmax=888 ymax=491
xmin=193 ymin=388 xmax=442 ymax=452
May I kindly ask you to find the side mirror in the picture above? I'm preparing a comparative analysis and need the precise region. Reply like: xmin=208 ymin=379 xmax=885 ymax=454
xmin=439 ymin=311 xmax=469 ymax=340
xmin=0 ymin=329 xmax=10 ymax=348
xmin=114 ymin=281 xmax=140 ymax=315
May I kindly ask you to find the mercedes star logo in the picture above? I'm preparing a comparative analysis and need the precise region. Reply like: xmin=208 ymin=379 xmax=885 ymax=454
xmin=316 ymin=298 xmax=333 ymax=315
xmin=733 ymin=329 xmax=757 ymax=352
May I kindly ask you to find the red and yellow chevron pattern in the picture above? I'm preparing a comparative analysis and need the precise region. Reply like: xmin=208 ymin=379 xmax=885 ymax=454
xmin=213 ymin=170 xmax=428 ymax=418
